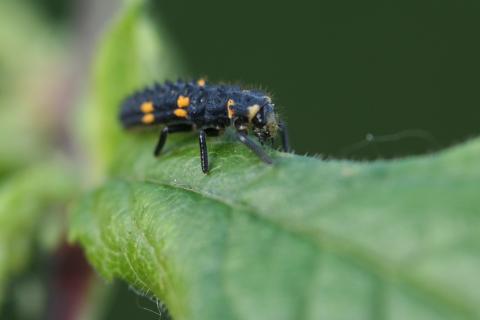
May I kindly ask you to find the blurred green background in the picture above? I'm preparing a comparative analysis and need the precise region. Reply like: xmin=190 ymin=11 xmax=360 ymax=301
xmin=17 ymin=0 xmax=480 ymax=158
xmin=1 ymin=0 xmax=479 ymax=318
xmin=152 ymin=0 xmax=480 ymax=158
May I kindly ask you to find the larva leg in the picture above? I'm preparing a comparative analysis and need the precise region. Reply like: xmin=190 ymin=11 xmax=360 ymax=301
xmin=279 ymin=121 xmax=290 ymax=152
xmin=198 ymin=129 xmax=209 ymax=173
xmin=154 ymin=124 xmax=193 ymax=156
xmin=236 ymin=131 xmax=273 ymax=164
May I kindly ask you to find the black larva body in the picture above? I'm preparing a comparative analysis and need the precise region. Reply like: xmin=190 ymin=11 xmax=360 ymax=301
xmin=119 ymin=79 xmax=289 ymax=173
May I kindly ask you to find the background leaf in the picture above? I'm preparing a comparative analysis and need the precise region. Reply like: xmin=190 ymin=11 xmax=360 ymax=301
xmin=80 ymin=0 xmax=183 ymax=179
xmin=0 ymin=2 xmax=78 ymax=311
xmin=0 ymin=162 xmax=75 ymax=307
xmin=0 ymin=1 xmax=65 ymax=177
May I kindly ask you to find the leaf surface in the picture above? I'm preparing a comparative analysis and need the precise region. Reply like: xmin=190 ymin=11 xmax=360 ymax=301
xmin=71 ymin=136 xmax=480 ymax=320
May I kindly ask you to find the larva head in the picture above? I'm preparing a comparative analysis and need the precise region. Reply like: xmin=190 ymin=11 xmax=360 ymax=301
xmin=250 ymin=97 xmax=279 ymax=143
xmin=228 ymin=92 xmax=279 ymax=142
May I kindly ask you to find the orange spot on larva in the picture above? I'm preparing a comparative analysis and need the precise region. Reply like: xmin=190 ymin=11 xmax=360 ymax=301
xmin=142 ymin=113 xmax=155 ymax=124
xmin=227 ymin=99 xmax=235 ymax=119
xmin=174 ymin=109 xmax=188 ymax=118
xmin=197 ymin=78 xmax=206 ymax=87
xmin=177 ymin=95 xmax=190 ymax=108
xmin=140 ymin=101 xmax=154 ymax=113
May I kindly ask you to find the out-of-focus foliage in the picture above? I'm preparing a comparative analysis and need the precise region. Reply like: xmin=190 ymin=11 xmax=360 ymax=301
xmin=0 ymin=163 xmax=75 ymax=306
xmin=80 ymin=0 xmax=183 ymax=179
xmin=69 ymin=0 xmax=480 ymax=319
xmin=23 ymin=0 xmax=71 ymax=23
xmin=153 ymin=1 xmax=480 ymax=159
xmin=0 ymin=1 xmax=65 ymax=176
xmin=0 ymin=1 xmax=76 ymax=311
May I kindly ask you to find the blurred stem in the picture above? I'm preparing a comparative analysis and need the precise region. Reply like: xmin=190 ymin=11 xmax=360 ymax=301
xmin=46 ymin=244 xmax=92 ymax=320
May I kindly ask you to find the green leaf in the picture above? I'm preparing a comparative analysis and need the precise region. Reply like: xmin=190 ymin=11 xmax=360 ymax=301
xmin=0 ymin=161 xmax=76 ymax=306
xmin=70 ymin=136 xmax=480 ymax=320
